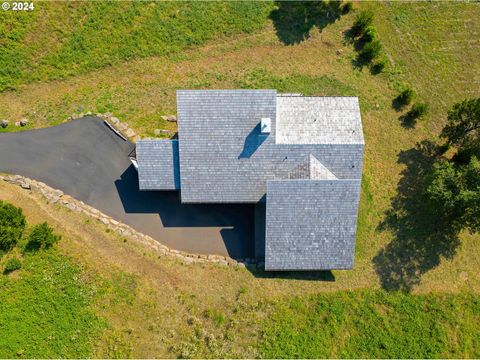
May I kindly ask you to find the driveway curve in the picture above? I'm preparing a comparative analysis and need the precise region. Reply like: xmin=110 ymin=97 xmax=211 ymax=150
xmin=0 ymin=117 xmax=254 ymax=259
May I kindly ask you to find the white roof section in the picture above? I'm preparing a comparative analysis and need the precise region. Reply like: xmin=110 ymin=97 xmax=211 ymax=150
xmin=288 ymin=154 xmax=338 ymax=180
xmin=276 ymin=96 xmax=364 ymax=145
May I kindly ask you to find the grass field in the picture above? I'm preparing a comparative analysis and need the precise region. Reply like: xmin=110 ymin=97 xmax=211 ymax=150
xmin=0 ymin=250 xmax=104 ymax=358
xmin=261 ymin=291 xmax=480 ymax=358
xmin=1 ymin=180 xmax=480 ymax=358
xmin=1 ymin=0 xmax=480 ymax=358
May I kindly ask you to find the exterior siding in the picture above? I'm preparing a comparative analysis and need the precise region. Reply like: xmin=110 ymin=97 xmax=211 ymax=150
xmin=265 ymin=179 xmax=361 ymax=270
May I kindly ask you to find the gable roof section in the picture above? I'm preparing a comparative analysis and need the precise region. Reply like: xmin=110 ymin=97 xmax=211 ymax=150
xmin=176 ymin=89 xmax=364 ymax=203
xmin=288 ymin=154 xmax=338 ymax=180
xmin=177 ymin=89 xmax=277 ymax=203
xmin=137 ymin=139 xmax=180 ymax=190
xmin=276 ymin=96 xmax=364 ymax=145
xmin=265 ymin=179 xmax=361 ymax=270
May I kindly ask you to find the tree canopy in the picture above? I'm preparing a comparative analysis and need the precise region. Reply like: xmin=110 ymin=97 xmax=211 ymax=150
xmin=426 ymin=156 xmax=480 ymax=233
xmin=441 ymin=98 xmax=480 ymax=163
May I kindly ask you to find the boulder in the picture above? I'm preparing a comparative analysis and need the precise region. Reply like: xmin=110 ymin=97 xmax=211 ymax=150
xmin=15 ymin=122 xmax=20 ymax=126
xmin=125 ymin=128 xmax=135 ymax=138
xmin=154 ymin=129 xmax=161 ymax=136
xmin=66 ymin=203 xmax=77 ymax=211
xmin=161 ymin=115 xmax=177 ymax=122
xmin=117 ymin=122 xmax=128 ymax=131
xmin=110 ymin=116 xmax=120 ymax=124
xmin=20 ymin=182 xmax=31 ymax=189
xmin=0 ymin=120 xmax=8 ymax=128
xmin=20 ymin=118 xmax=28 ymax=127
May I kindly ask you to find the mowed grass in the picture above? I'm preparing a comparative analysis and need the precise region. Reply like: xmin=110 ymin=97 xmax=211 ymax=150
xmin=260 ymin=291 xmax=480 ymax=359
xmin=1 ymin=1 xmax=480 ymax=357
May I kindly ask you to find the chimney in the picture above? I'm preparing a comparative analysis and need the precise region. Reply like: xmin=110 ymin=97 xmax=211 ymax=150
xmin=261 ymin=117 xmax=271 ymax=134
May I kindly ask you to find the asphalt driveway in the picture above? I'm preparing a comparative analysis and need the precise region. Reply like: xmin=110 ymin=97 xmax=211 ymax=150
xmin=0 ymin=117 xmax=254 ymax=258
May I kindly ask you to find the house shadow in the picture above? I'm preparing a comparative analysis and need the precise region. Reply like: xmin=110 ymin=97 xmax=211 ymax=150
xmin=238 ymin=123 xmax=268 ymax=159
xmin=247 ymin=267 xmax=336 ymax=281
xmin=114 ymin=165 xmax=255 ymax=259
xmin=373 ymin=140 xmax=461 ymax=292
xmin=269 ymin=1 xmax=342 ymax=45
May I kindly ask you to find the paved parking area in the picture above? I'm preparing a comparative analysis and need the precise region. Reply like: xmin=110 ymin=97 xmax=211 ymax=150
xmin=0 ymin=117 xmax=254 ymax=258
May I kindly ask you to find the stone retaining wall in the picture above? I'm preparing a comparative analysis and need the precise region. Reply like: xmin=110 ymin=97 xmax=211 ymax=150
xmin=1 ymin=174 xmax=254 ymax=268
xmin=68 ymin=112 xmax=139 ymax=142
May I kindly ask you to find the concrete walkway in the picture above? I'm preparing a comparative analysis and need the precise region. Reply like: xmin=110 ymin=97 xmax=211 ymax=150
xmin=0 ymin=117 xmax=254 ymax=259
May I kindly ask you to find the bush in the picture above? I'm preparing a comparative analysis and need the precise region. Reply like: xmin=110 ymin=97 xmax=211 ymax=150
xmin=341 ymin=1 xmax=353 ymax=14
xmin=371 ymin=56 xmax=387 ymax=74
xmin=351 ymin=10 xmax=374 ymax=37
xmin=396 ymin=88 xmax=415 ymax=107
xmin=4 ymin=257 xmax=21 ymax=274
xmin=408 ymin=102 xmax=429 ymax=120
xmin=0 ymin=201 xmax=26 ymax=251
xmin=360 ymin=25 xmax=377 ymax=44
xmin=26 ymin=222 xmax=61 ymax=251
xmin=359 ymin=39 xmax=382 ymax=62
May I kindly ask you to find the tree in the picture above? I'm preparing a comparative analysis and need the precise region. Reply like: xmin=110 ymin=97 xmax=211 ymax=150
xmin=408 ymin=103 xmax=429 ymax=120
xmin=26 ymin=222 xmax=61 ymax=251
xmin=351 ymin=10 xmax=374 ymax=37
xmin=426 ymin=156 xmax=480 ymax=233
xmin=441 ymin=98 xmax=480 ymax=163
xmin=396 ymin=88 xmax=414 ymax=107
xmin=3 ymin=257 xmax=21 ymax=274
xmin=0 ymin=201 xmax=26 ymax=251
xmin=359 ymin=39 xmax=382 ymax=62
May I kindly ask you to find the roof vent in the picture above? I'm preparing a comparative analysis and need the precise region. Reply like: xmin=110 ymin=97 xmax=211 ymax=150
xmin=261 ymin=117 xmax=271 ymax=134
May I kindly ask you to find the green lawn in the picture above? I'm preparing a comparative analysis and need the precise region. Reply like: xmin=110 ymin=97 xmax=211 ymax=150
xmin=0 ymin=1 xmax=273 ymax=91
xmin=261 ymin=291 xmax=480 ymax=359
xmin=0 ymin=1 xmax=479 ymax=358
xmin=0 ymin=250 xmax=104 ymax=358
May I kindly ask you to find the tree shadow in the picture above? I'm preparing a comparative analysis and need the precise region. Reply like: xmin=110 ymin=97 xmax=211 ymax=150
xmin=351 ymin=52 xmax=371 ymax=70
xmin=374 ymin=140 xmax=461 ymax=292
xmin=392 ymin=97 xmax=407 ymax=112
xmin=399 ymin=112 xmax=418 ymax=129
xmin=270 ymin=1 xmax=342 ymax=45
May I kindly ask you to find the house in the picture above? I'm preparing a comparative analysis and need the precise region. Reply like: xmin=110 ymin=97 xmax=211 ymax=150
xmin=136 ymin=90 xmax=364 ymax=271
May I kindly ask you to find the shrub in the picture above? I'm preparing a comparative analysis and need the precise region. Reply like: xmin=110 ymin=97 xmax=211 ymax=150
xmin=359 ymin=39 xmax=382 ymax=62
xmin=360 ymin=25 xmax=377 ymax=44
xmin=4 ymin=257 xmax=21 ymax=274
xmin=0 ymin=201 xmax=26 ymax=251
xmin=26 ymin=222 xmax=61 ymax=251
xmin=371 ymin=56 xmax=387 ymax=74
xmin=396 ymin=88 xmax=415 ymax=107
xmin=408 ymin=102 xmax=429 ymax=120
xmin=341 ymin=1 xmax=353 ymax=14
xmin=351 ymin=10 xmax=374 ymax=37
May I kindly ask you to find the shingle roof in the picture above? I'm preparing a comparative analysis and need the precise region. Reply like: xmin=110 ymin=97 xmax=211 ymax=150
xmin=137 ymin=139 xmax=180 ymax=190
xmin=137 ymin=89 xmax=364 ymax=271
xmin=276 ymin=96 xmax=364 ymax=145
xmin=177 ymin=89 xmax=363 ymax=203
xmin=265 ymin=179 xmax=361 ymax=270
